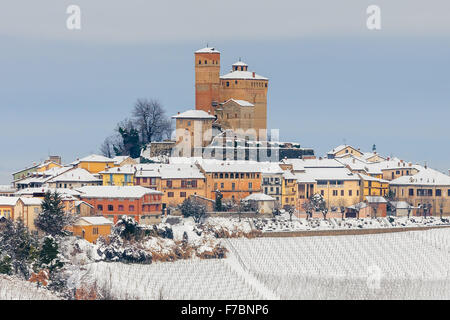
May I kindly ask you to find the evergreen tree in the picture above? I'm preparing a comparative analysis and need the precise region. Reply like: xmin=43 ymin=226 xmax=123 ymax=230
xmin=35 ymin=191 xmax=71 ymax=237
xmin=39 ymin=236 xmax=64 ymax=274
xmin=215 ymin=190 xmax=223 ymax=212
xmin=0 ymin=219 xmax=39 ymax=279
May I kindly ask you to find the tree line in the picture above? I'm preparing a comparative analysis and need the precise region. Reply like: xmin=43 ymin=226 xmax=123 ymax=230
xmin=100 ymin=99 xmax=173 ymax=159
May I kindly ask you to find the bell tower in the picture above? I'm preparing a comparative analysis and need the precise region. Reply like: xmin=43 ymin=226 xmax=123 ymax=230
xmin=195 ymin=46 xmax=220 ymax=114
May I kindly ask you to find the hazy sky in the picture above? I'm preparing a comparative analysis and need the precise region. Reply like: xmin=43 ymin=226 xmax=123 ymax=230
xmin=1 ymin=0 xmax=449 ymax=183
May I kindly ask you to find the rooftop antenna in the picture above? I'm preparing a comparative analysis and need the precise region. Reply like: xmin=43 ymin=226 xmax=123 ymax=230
xmin=206 ymin=42 xmax=209 ymax=48
xmin=343 ymin=138 xmax=347 ymax=146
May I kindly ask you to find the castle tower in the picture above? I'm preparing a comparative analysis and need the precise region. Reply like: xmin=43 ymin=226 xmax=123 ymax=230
xmin=195 ymin=47 xmax=221 ymax=113
xmin=220 ymin=60 xmax=268 ymax=134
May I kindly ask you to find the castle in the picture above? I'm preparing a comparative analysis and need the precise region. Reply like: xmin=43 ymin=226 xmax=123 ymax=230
xmin=194 ymin=46 xmax=269 ymax=134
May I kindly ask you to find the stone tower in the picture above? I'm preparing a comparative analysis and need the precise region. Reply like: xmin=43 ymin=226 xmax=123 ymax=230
xmin=194 ymin=47 xmax=221 ymax=114
xmin=219 ymin=60 xmax=268 ymax=134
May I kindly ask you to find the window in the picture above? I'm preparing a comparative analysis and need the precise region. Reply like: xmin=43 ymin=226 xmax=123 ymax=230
xmin=249 ymin=182 xmax=253 ymax=189
xmin=168 ymin=192 xmax=174 ymax=198
xmin=226 ymin=81 xmax=229 ymax=87
xmin=232 ymin=183 xmax=235 ymax=190
xmin=97 ymin=205 xmax=103 ymax=211
xmin=118 ymin=205 xmax=124 ymax=211
xmin=166 ymin=180 xmax=172 ymax=187
xmin=129 ymin=205 xmax=135 ymax=211
xmin=320 ymin=190 xmax=324 ymax=196
xmin=198 ymin=60 xmax=201 ymax=64
xmin=220 ymin=183 xmax=224 ymax=188
xmin=332 ymin=190 xmax=338 ymax=196
xmin=93 ymin=227 xmax=99 ymax=235
xmin=108 ymin=205 xmax=114 ymax=211
xmin=409 ymin=189 xmax=414 ymax=196
xmin=436 ymin=189 xmax=442 ymax=197
xmin=349 ymin=190 xmax=352 ymax=196
xmin=180 ymin=192 xmax=186 ymax=198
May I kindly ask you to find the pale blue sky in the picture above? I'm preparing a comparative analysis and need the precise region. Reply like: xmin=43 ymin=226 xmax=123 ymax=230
xmin=0 ymin=1 xmax=449 ymax=183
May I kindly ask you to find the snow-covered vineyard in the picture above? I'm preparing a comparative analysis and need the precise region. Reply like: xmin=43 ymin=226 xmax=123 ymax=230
xmin=73 ymin=228 xmax=450 ymax=300
xmin=0 ymin=275 xmax=59 ymax=300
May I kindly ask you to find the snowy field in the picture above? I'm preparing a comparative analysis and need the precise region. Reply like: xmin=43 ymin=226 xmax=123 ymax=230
xmin=249 ymin=214 xmax=449 ymax=233
xmin=0 ymin=275 xmax=59 ymax=300
xmin=79 ymin=228 xmax=450 ymax=300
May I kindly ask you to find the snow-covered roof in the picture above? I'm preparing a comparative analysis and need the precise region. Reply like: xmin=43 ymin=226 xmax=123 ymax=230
xmin=198 ymin=160 xmax=261 ymax=173
xmin=232 ymin=61 xmax=248 ymax=66
xmin=220 ymin=70 xmax=268 ymax=80
xmin=0 ymin=185 xmax=15 ymax=193
xmin=100 ymin=165 xmax=136 ymax=175
xmin=20 ymin=197 xmax=43 ymax=206
xmin=327 ymin=144 xmax=356 ymax=155
xmin=47 ymin=168 xmax=101 ymax=183
xmin=78 ymin=154 xmax=114 ymax=163
xmin=15 ymin=187 xmax=82 ymax=197
xmin=224 ymin=99 xmax=254 ymax=107
xmin=76 ymin=186 xmax=162 ymax=199
xmin=358 ymin=173 xmax=389 ymax=183
xmin=365 ymin=196 xmax=388 ymax=203
xmin=243 ymin=193 xmax=275 ymax=202
xmin=259 ymin=162 xmax=284 ymax=174
xmin=0 ymin=196 xmax=20 ymax=206
xmin=390 ymin=201 xmax=412 ymax=209
xmin=361 ymin=152 xmax=385 ymax=161
xmin=134 ymin=163 xmax=205 ymax=179
xmin=390 ymin=168 xmax=450 ymax=186
xmin=282 ymin=171 xmax=297 ymax=180
xmin=112 ymin=156 xmax=131 ymax=165
xmin=195 ymin=47 xmax=220 ymax=54
xmin=172 ymin=110 xmax=215 ymax=119
xmin=283 ymin=158 xmax=345 ymax=171
xmin=75 ymin=216 xmax=113 ymax=226
xmin=347 ymin=202 xmax=368 ymax=210
xmin=293 ymin=172 xmax=317 ymax=184
xmin=306 ymin=167 xmax=360 ymax=181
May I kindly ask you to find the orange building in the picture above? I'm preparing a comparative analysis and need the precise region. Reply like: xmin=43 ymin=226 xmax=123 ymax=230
xmin=73 ymin=216 xmax=113 ymax=243
xmin=135 ymin=163 xmax=207 ymax=210
xmin=198 ymin=161 xmax=262 ymax=202
xmin=195 ymin=47 xmax=269 ymax=134
xmin=77 ymin=186 xmax=163 ymax=224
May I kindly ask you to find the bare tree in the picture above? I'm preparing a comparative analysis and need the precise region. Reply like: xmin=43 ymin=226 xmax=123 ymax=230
xmin=354 ymin=202 xmax=365 ymax=219
xmin=370 ymin=201 xmax=379 ymax=219
xmin=283 ymin=205 xmax=295 ymax=222
xmin=132 ymin=99 xmax=173 ymax=144
xmin=302 ymin=200 xmax=314 ymax=220
xmin=438 ymin=198 xmax=446 ymax=220
xmin=337 ymin=198 xmax=347 ymax=220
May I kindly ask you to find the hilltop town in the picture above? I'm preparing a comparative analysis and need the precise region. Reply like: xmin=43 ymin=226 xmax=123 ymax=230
xmin=1 ymin=46 xmax=450 ymax=300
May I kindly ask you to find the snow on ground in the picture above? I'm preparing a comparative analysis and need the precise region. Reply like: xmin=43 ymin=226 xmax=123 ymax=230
xmin=250 ymin=213 xmax=449 ymax=233
xmin=79 ymin=228 xmax=450 ymax=300
xmin=0 ymin=275 xmax=59 ymax=300
xmin=228 ymin=229 xmax=450 ymax=299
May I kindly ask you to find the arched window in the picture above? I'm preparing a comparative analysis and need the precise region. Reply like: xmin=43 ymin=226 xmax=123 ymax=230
xmin=199 ymin=60 xmax=201 ymax=64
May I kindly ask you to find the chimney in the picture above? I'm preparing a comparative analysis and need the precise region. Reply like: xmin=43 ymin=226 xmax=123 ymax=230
xmin=178 ymin=112 xmax=180 ymax=115
xmin=252 ymin=72 xmax=255 ymax=78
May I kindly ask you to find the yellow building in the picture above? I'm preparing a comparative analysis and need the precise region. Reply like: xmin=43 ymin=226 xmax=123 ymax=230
xmin=73 ymin=216 xmax=113 ymax=243
xmin=281 ymin=171 xmax=297 ymax=208
xmin=76 ymin=154 xmax=115 ymax=174
xmin=327 ymin=145 xmax=364 ymax=159
xmin=100 ymin=165 xmax=136 ymax=186
xmin=112 ymin=156 xmax=137 ymax=167
xmin=358 ymin=173 xmax=389 ymax=200
xmin=389 ymin=168 xmax=450 ymax=216
xmin=215 ymin=99 xmax=255 ymax=134
xmin=198 ymin=161 xmax=262 ymax=203
xmin=135 ymin=163 xmax=207 ymax=209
